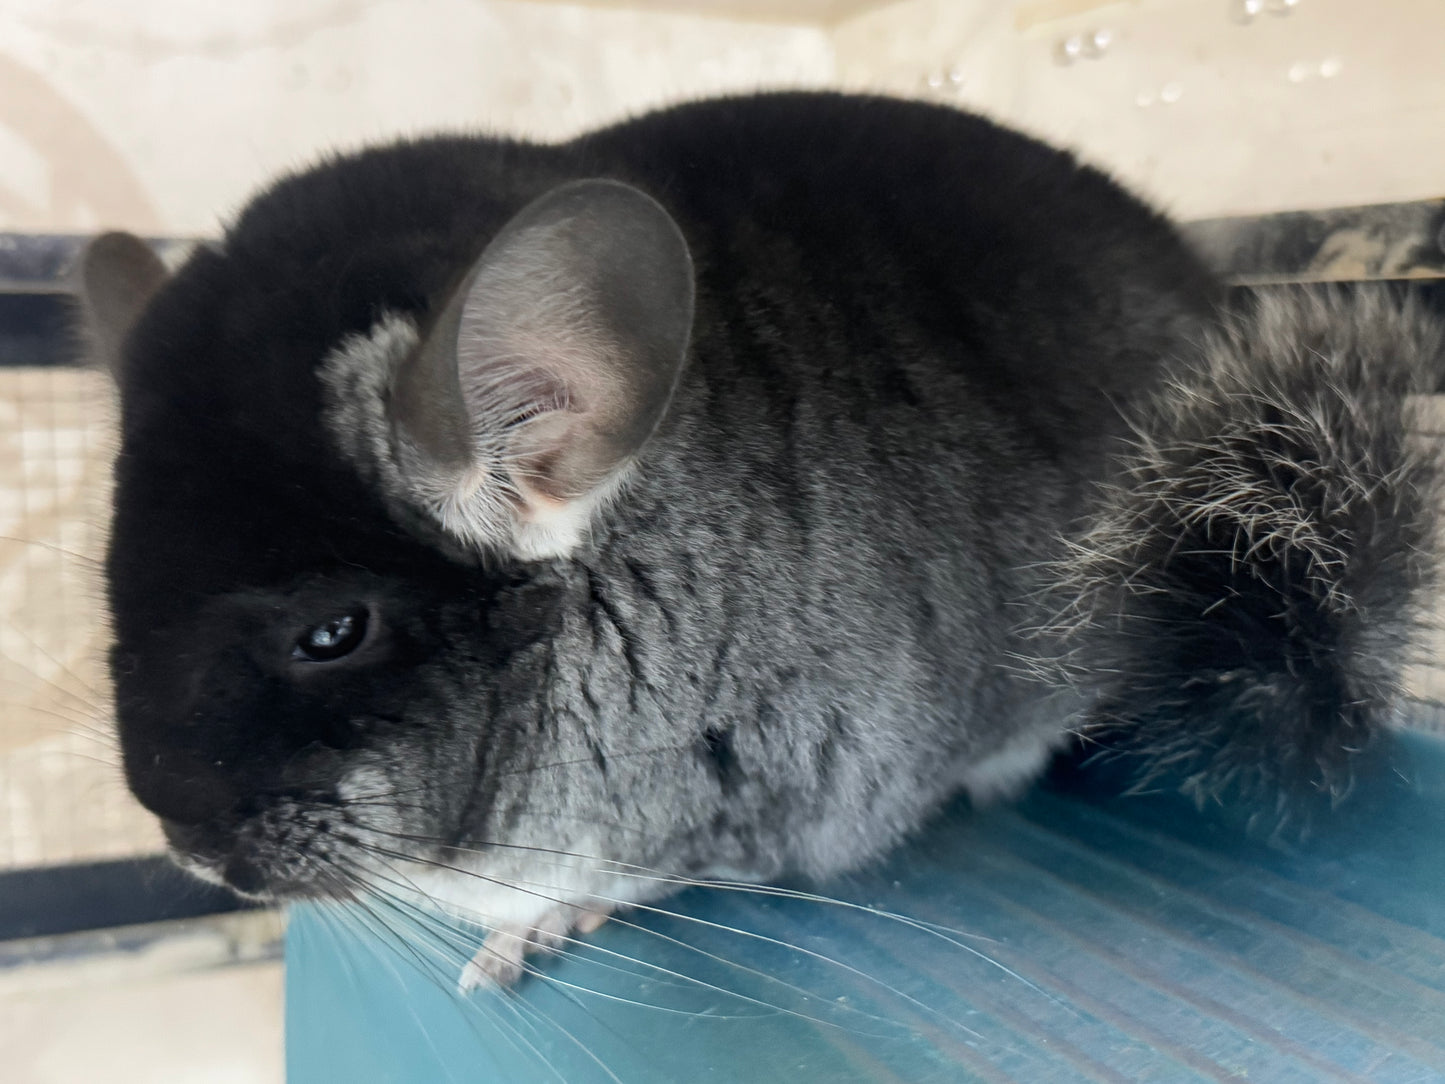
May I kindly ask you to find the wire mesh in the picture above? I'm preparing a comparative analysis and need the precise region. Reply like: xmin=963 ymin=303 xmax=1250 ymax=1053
xmin=0 ymin=356 xmax=162 ymax=870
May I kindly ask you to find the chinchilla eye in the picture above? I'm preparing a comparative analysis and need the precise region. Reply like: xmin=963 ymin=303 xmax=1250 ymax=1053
xmin=293 ymin=610 xmax=369 ymax=663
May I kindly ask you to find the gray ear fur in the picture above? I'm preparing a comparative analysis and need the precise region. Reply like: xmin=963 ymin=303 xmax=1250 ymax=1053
xmin=77 ymin=232 xmax=170 ymax=376
xmin=391 ymin=179 xmax=695 ymax=559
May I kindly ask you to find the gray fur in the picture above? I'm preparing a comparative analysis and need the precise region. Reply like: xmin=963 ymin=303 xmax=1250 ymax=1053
xmin=91 ymin=94 xmax=1444 ymax=980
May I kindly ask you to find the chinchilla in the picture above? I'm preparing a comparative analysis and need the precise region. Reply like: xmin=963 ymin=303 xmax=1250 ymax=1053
xmin=79 ymin=92 xmax=1442 ymax=985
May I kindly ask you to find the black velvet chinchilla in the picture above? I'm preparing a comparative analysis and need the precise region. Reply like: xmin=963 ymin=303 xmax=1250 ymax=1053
xmin=80 ymin=92 xmax=1443 ymax=987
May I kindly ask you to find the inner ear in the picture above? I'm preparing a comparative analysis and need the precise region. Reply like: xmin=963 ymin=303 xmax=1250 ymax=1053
xmin=391 ymin=179 xmax=695 ymax=556
xmin=77 ymin=232 xmax=170 ymax=377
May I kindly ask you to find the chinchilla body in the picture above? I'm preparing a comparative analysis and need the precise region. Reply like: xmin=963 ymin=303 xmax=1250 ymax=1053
xmin=82 ymin=93 xmax=1439 ymax=969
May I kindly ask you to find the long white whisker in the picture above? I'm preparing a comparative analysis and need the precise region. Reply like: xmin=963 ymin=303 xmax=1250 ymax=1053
xmin=359 ymin=824 xmax=1045 ymax=1000
xmin=332 ymin=870 xmax=562 ymax=1083
xmin=356 ymin=857 xmax=898 ymax=1036
xmin=354 ymin=841 xmax=977 ymax=1042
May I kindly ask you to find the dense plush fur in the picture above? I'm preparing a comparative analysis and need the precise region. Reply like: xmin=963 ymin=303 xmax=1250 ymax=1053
xmin=1035 ymin=288 xmax=1443 ymax=823
xmin=86 ymin=92 xmax=1440 ymax=980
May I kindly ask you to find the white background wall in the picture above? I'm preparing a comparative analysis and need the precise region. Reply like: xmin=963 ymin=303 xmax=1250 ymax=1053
xmin=0 ymin=0 xmax=835 ymax=236
xmin=1 ymin=0 xmax=1443 ymax=236
xmin=836 ymin=0 xmax=1445 ymax=220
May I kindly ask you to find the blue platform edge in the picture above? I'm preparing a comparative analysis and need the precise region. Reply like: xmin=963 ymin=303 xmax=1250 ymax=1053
xmin=286 ymin=733 xmax=1445 ymax=1083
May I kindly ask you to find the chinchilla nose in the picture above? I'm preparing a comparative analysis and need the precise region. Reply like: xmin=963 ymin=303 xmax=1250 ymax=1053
xmin=125 ymin=747 xmax=241 ymax=826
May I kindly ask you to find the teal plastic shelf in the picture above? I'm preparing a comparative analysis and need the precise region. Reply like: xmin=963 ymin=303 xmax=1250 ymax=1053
xmin=287 ymin=733 xmax=1445 ymax=1083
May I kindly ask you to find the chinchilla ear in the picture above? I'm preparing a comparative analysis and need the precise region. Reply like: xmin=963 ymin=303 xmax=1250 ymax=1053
xmin=389 ymin=179 xmax=695 ymax=560
xmin=77 ymin=232 xmax=170 ymax=377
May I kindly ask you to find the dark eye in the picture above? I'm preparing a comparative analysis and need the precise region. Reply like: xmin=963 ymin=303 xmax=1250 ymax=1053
xmin=293 ymin=610 xmax=369 ymax=663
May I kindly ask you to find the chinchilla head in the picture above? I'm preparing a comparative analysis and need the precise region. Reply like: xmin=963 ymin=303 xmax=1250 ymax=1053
xmin=82 ymin=146 xmax=703 ymax=904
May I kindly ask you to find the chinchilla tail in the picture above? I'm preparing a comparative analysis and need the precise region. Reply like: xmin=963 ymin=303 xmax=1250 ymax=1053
xmin=1036 ymin=287 xmax=1445 ymax=825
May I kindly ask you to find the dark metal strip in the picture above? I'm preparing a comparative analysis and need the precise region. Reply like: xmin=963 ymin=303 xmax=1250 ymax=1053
xmin=0 ymin=856 xmax=250 ymax=942
xmin=1182 ymin=199 xmax=1445 ymax=284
